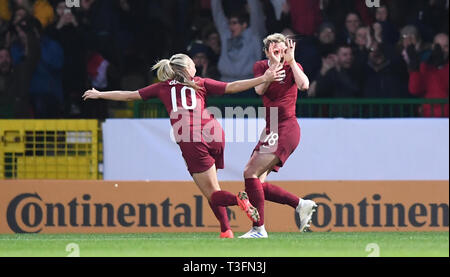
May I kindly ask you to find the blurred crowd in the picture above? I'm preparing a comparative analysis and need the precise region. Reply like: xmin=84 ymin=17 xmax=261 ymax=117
xmin=0 ymin=0 xmax=448 ymax=119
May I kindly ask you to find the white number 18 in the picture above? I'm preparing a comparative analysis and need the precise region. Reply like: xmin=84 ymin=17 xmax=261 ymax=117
xmin=171 ymin=86 xmax=197 ymax=112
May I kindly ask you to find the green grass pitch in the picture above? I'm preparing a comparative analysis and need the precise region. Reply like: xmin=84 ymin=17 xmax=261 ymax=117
xmin=0 ymin=232 xmax=448 ymax=257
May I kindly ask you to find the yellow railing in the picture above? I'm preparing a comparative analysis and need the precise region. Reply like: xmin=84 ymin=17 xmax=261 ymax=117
xmin=0 ymin=120 xmax=99 ymax=180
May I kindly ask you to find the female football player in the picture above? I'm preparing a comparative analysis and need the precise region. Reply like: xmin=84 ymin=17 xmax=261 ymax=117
xmin=239 ymin=34 xmax=317 ymax=238
xmin=82 ymin=53 xmax=284 ymax=238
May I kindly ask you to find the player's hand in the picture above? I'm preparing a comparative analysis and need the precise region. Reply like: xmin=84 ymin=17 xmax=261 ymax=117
xmin=82 ymin=88 xmax=101 ymax=101
xmin=284 ymin=38 xmax=296 ymax=64
xmin=264 ymin=63 xmax=285 ymax=83
xmin=268 ymin=42 xmax=282 ymax=65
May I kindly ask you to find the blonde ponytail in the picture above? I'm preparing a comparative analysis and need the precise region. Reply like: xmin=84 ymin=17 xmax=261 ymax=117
xmin=152 ymin=54 xmax=200 ymax=90
xmin=152 ymin=59 xmax=175 ymax=82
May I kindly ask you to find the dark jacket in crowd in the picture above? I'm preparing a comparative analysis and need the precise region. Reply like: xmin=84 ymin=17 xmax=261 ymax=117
xmin=315 ymin=67 xmax=362 ymax=98
xmin=363 ymin=59 xmax=409 ymax=98
xmin=0 ymin=33 xmax=40 ymax=118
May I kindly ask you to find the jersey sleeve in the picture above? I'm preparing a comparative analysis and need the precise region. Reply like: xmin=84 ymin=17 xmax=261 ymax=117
xmin=253 ymin=61 xmax=266 ymax=77
xmin=204 ymin=78 xmax=227 ymax=96
xmin=138 ymin=83 xmax=160 ymax=100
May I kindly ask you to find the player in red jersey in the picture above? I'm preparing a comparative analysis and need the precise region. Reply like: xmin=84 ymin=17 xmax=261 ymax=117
xmin=239 ymin=34 xmax=318 ymax=238
xmin=82 ymin=53 xmax=285 ymax=238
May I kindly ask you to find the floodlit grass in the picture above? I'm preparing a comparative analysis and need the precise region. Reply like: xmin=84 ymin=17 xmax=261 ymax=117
xmin=0 ymin=232 xmax=448 ymax=257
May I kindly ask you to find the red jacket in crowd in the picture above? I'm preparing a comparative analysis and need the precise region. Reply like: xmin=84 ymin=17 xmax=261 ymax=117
xmin=288 ymin=0 xmax=322 ymax=36
xmin=409 ymin=62 xmax=449 ymax=117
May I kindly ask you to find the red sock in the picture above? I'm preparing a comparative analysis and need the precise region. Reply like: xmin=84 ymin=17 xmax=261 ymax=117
xmin=262 ymin=182 xmax=300 ymax=209
xmin=211 ymin=190 xmax=238 ymax=207
xmin=245 ymin=178 xmax=265 ymax=227
xmin=208 ymin=201 xmax=230 ymax=232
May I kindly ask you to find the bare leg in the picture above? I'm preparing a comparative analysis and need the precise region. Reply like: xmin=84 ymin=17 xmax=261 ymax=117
xmin=192 ymin=164 xmax=254 ymax=234
xmin=192 ymin=164 xmax=221 ymax=202
xmin=244 ymin=152 xmax=280 ymax=180
xmin=191 ymin=164 xmax=231 ymax=234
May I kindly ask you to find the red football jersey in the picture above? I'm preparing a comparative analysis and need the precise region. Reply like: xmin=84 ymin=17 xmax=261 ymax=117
xmin=138 ymin=77 xmax=227 ymax=142
xmin=253 ymin=60 xmax=303 ymax=123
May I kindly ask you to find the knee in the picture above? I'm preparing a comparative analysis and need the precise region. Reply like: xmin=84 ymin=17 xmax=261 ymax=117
xmin=243 ymin=166 xmax=258 ymax=179
xmin=206 ymin=189 xmax=221 ymax=202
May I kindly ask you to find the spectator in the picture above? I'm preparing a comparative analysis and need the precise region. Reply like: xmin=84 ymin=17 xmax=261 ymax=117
xmin=408 ymin=33 xmax=449 ymax=117
xmin=0 ymin=0 xmax=54 ymax=28
xmin=313 ymin=44 xmax=362 ymax=99
xmin=297 ymin=22 xmax=337 ymax=83
xmin=46 ymin=0 xmax=87 ymax=116
xmin=406 ymin=0 xmax=449 ymax=43
xmin=33 ymin=0 xmax=54 ymax=28
xmin=0 ymin=0 xmax=8 ymax=20
xmin=9 ymin=7 xmax=64 ymax=118
xmin=352 ymin=26 xmax=371 ymax=72
xmin=201 ymin=25 xmax=221 ymax=65
xmin=84 ymin=51 xmax=118 ymax=119
xmin=363 ymin=41 xmax=409 ymax=99
xmin=400 ymin=25 xmax=432 ymax=67
xmin=323 ymin=0 xmax=374 ymax=28
xmin=317 ymin=22 xmax=337 ymax=48
xmin=374 ymin=4 xmax=399 ymax=45
xmin=262 ymin=0 xmax=290 ymax=34
xmin=119 ymin=0 xmax=170 ymax=71
xmin=115 ymin=0 xmax=137 ymax=58
xmin=287 ymin=0 xmax=322 ymax=36
xmin=340 ymin=12 xmax=362 ymax=46
xmin=211 ymin=0 xmax=264 ymax=83
xmin=0 ymin=13 xmax=40 ymax=118
xmin=75 ymin=0 xmax=121 ymax=64
xmin=187 ymin=42 xmax=220 ymax=79
xmin=354 ymin=26 xmax=371 ymax=53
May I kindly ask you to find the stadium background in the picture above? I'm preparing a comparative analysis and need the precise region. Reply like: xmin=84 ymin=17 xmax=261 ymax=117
xmin=0 ymin=0 xmax=448 ymax=257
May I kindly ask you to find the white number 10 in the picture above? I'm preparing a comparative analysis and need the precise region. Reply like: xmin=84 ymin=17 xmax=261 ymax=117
xmin=171 ymin=86 xmax=197 ymax=112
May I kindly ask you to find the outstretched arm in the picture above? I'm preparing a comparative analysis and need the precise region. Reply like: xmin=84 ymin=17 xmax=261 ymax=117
xmin=82 ymin=88 xmax=142 ymax=101
xmin=254 ymin=79 xmax=271 ymax=95
xmin=225 ymin=63 xmax=284 ymax=94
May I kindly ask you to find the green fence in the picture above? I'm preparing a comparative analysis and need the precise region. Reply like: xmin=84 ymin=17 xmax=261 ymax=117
xmin=134 ymin=98 xmax=449 ymax=118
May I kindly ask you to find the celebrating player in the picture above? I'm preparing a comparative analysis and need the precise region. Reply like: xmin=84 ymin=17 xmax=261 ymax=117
xmin=239 ymin=34 xmax=318 ymax=238
xmin=82 ymin=53 xmax=284 ymax=238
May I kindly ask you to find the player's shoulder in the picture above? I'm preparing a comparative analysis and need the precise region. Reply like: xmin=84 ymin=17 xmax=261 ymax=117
xmin=254 ymin=60 xmax=269 ymax=68
xmin=193 ymin=77 xmax=209 ymax=91
xmin=253 ymin=60 xmax=269 ymax=73
xmin=193 ymin=76 xmax=205 ymax=85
